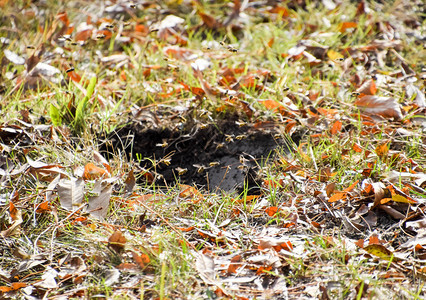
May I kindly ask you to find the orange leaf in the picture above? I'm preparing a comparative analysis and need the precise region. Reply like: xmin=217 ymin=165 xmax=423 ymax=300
xmin=339 ymin=22 xmax=358 ymax=33
xmin=176 ymin=226 xmax=195 ymax=232
xmin=368 ymin=235 xmax=380 ymax=245
xmin=357 ymin=79 xmax=377 ymax=96
xmin=36 ymin=201 xmax=50 ymax=213
xmin=328 ymin=192 xmax=346 ymax=203
xmin=355 ymin=239 xmax=364 ymax=248
xmin=330 ymin=120 xmax=342 ymax=135
xmin=375 ymin=142 xmax=389 ymax=159
xmin=75 ymin=29 xmax=93 ymax=41
xmin=343 ymin=180 xmax=359 ymax=192
xmin=352 ymin=143 xmax=363 ymax=153
xmin=83 ymin=163 xmax=108 ymax=180
xmin=227 ymin=255 xmax=242 ymax=274
xmin=265 ymin=207 xmax=280 ymax=217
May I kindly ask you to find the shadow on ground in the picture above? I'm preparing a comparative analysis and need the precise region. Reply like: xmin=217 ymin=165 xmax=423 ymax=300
xmin=103 ymin=120 xmax=300 ymax=193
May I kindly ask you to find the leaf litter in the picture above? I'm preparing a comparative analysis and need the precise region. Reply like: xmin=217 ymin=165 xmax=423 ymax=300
xmin=0 ymin=0 xmax=425 ymax=299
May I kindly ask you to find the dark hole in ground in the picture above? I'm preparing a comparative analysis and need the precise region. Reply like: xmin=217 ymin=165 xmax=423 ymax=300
xmin=103 ymin=120 xmax=300 ymax=193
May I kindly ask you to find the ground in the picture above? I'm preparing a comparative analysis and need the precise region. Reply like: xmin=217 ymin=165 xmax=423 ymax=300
xmin=0 ymin=0 xmax=425 ymax=299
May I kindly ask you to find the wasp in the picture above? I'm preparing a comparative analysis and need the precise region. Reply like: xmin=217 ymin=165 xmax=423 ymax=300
xmin=161 ymin=158 xmax=171 ymax=166
xmin=156 ymin=141 xmax=168 ymax=148
xmin=235 ymin=120 xmax=247 ymax=127
xmin=193 ymin=164 xmax=206 ymax=173
xmin=235 ymin=134 xmax=247 ymax=140
xmin=199 ymin=123 xmax=208 ymax=129
xmin=215 ymin=142 xmax=225 ymax=150
xmin=175 ymin=167 xmax=187 ymax=175
xmin=225 ymin=134 xmax=234 ymax=142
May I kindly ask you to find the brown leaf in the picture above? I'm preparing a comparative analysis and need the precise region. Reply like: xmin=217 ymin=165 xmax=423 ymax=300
xmin=354 ymin=95 xmax=403 ymax=121
xmin=124 ymin=169 xmax=135 ymax=194
xmin=108 ymin=230 xmax=126 ymax=253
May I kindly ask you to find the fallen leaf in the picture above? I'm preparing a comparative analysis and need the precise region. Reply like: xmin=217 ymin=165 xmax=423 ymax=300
xmin=108 ymin=230 xmax=126 ymax=253
xmin=355 ymin=95 xmax=403 ymax=121
xmin=364 ymin=244 xmax=393 ymax=261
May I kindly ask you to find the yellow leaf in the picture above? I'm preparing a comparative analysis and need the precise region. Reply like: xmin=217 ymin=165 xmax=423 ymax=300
xmin=364 ymin=244 xmax=393 ymax=261
xmin=392 ymin=194 xmax=417 ymax=204
xmin=327 ymin=50 xmax=344 ymax=61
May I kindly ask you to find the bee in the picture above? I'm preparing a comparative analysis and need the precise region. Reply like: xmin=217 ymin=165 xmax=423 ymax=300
xmin=193 ymin=164 xmax=206 ymax=173
xmin=70 ymin=41 xmax=78 ymax=46
xmin=219 ymin=40 xmax=226 ymax=47
xmin=225 ymin=134 xmax=234 ymax=142
xmin=235 ymin=120 xmax=247 ymax=127
xmin=227 ymin=45 xmax=238 ymax=52
xmin=209 ymin=161 xmax=220 ymax=167
xmin=27 ymin=45 xmax=35 ymax=49
xmin=239 ymin=155 xmax=249 ymax=164
xmin=235 ymin=134 xmax=247 ymax=140
xmin=199 ymin=123 xmax=208 ymax=129
xmin=175 ymin=167 xmax=187 ymax=175
xmin=199 ymin=109 xmax=210 ymax=117
xmin=66 ymin=67 xmax=75 ymax=73
xmin=215 ymin=142 xmax=225 ymax=150
xmin=273 ymin=133 xmax=281 ymax=139
xmin=156 ymin=141 xmax=168 ymax=148
xmin=60 ymin=35 xmax=72 ymax=41
xmin=351 ymin=92 xmax=361 ymax=97
xmin=161 ymin=158 xmax=171 ymax=166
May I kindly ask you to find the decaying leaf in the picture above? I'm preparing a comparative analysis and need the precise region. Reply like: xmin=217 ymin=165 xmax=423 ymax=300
xmin=364 ymin=244 xmax=393 ymax=261
xmin=57 ymin=177 xmax=84 ymax=211
xmin=108 ymin=230 xmax=126 ymax=253
xmin=354 ymin=95 xmax=403 ymax=120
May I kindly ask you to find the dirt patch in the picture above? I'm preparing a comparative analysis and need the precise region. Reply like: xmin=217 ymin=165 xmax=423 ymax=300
xmin=104 ymin=120 xmax=299 ymax=193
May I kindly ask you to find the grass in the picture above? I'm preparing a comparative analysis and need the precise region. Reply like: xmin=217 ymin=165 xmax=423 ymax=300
xmin=1 ymin=0 xmax=425 ymax=298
